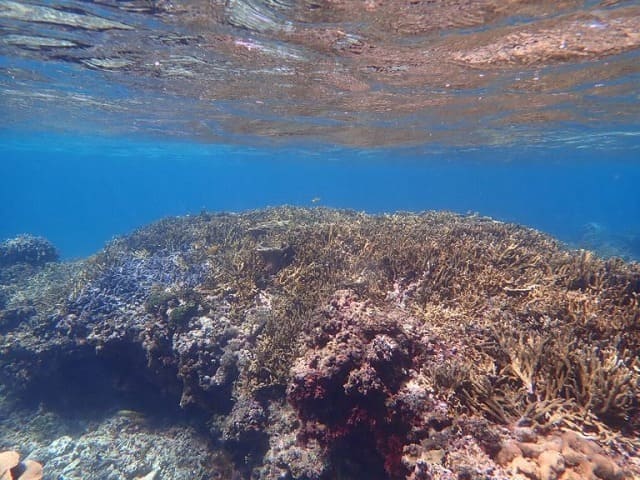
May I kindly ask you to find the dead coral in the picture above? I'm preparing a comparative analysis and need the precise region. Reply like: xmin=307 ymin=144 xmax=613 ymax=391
xmin=0 ymin=235 xmax=58 ymax=268
xmin=288 ymin=290 xmax=412 ymax=477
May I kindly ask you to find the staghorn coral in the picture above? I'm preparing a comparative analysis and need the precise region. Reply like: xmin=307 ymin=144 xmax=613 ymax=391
xmin=451 ymin=315 xmax=639 ymax=443
xmin=0 ymin=207 xmax=638 ymax=479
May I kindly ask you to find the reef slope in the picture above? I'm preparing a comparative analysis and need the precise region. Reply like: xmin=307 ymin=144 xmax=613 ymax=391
xmin=1 ymin=207 xmax=638 ymax=479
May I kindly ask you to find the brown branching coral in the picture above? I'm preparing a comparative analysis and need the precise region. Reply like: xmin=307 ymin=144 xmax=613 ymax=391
xmin=2 ymin=207 xmax=639 ymax=479
xmin=249 ymin=304 xmax=309 ymax=391
xmin=498 ymin=330 xmax=548 ymax=397
xmin=455 ymin=319 xmax=639 ymax=444
xmin=369 ymin=217 xmax=639 ymax=447
xmin=566 ymin=345 xmax=638 ymax=428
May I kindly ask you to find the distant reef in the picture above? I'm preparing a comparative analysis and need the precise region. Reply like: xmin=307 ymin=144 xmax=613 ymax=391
xmin=0 ymin=207 xmax=638 ymax=480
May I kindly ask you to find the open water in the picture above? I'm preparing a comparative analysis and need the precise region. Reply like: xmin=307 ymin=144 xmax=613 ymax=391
xmin=1 ymin=0 xmax=640 ymax=256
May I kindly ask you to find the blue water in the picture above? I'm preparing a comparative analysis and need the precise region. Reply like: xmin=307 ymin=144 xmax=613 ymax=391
xmin=2 ymin=131 xmax=639 ymax=260
xmin=1 ymin=0 xmax=640 ymax=261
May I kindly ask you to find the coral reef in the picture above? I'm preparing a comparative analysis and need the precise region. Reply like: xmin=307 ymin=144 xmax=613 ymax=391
xmin=495 ymin=429 xmax=629 ymax=480
xmin=0 ymin=235 xmax=58 ymax=269
xmin=0 ymin=386 xmax=228 ymax=480
xmin=26 ymin=419 xmax=220 ymax=480
xmin=0 ymin=234 xmax=72 ymax=335
xmin=287 ymin=289 xmax=434 ymax=478
xmin=0 ymin=207 xmax=638 ymax=479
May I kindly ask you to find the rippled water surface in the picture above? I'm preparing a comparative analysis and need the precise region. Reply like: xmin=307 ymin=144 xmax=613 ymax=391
xmin=2 ymin=5 xmax=640 ymax=480
xmin=1 ymin=0 xmax=640 ymax=146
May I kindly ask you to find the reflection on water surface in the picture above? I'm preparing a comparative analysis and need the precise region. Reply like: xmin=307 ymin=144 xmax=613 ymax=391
xmin=1 ymin=0 xmax=639 ymax=147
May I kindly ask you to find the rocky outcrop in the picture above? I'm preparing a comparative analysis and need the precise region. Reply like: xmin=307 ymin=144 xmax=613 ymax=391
xmin=0 ymin=235 xmax=58 ymax=269
xmin=288 ymin=290 xmax=436 ymax=478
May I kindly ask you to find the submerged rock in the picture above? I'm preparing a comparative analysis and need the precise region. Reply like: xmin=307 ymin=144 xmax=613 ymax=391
xmin=0 ymin=235 xmax=58 ymax=268
xmin=0 ymin=207 xmax=638 ymax=479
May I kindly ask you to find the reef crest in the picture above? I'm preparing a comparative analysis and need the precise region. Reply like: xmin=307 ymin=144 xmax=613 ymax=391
xmin=0 ymin=207 xmax=638 ymax=479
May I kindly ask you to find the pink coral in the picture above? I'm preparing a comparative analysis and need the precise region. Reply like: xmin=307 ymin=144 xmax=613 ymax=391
xmin=288 ymin=290 xmax=435 ymax=478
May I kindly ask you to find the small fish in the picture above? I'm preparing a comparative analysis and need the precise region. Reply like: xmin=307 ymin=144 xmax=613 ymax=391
xmin=311 ymin=196 xmax=321 ymax=204
xmin=115 ymin=409 xmax=147 ymax=422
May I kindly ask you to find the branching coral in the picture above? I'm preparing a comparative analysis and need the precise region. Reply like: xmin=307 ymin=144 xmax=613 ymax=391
xmin=249 ymin=304 xmax=309 ymax=391
xmin=565 ymin=345 xmax=638 ymax=428
xmin=454 ymin=321 xmax=639 ymax=446
xmin=2 ymin=207 xmax=639 ymax=479
xmin=498 ymin=330 xmax=548 ymax=396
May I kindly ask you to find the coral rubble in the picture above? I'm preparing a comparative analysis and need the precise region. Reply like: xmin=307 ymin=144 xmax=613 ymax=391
xmin=0 ymin=207 xmax=638 ymax=479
